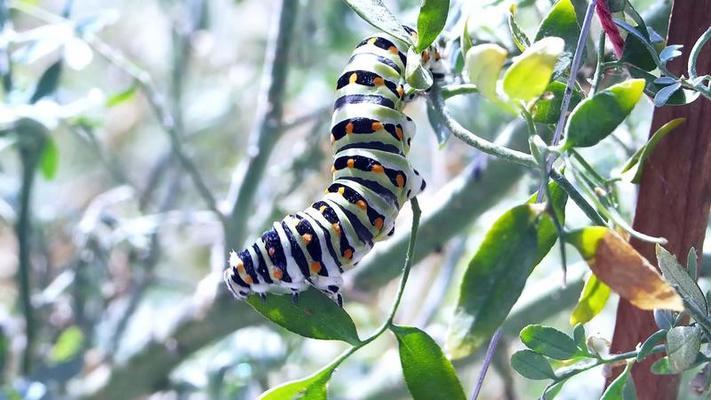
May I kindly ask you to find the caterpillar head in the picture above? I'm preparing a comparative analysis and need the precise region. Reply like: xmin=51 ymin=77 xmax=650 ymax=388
xmin=224 ymin=251 xmax=250 ymax=299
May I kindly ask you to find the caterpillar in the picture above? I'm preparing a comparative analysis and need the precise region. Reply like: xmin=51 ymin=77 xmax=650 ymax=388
xmin=224 ymin=28 xmax=445 ymax=306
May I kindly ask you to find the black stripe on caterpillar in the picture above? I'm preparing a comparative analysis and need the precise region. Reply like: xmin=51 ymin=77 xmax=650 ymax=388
xmin=225 ymin=30 xmax=445 ymax=305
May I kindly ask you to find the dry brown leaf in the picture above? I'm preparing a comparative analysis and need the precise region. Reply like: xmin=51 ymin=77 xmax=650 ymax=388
xmin=572 ymin=227 xmax=684 ymax=311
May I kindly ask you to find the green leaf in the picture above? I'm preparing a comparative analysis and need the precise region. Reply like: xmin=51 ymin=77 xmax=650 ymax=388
xmin=520 ymin=324 xmax=579 ymax=359
xmin=618 ymin=12 xmax=657 ymax=71
xmin=531 ymin=81 xmax=583 ymax=124
xmin=666 ymin=325 xmax=702 ymax=373
xmin=627 ymin=66 xmax=700 ymax=106
xmin=39 ymin=135 xmax=59 ymax=180
xmin=49 ymin=325 xmax=84 ymax=363
xmin=563 ymin=79 xmax=645 ymax=149
xmin=30 ymin=60 xmax=63 ymax=104
xmin=573 ymin=324 xmax=587 ymax=352
xmin=464 ymin=44 xmax=507 ymax=101
xmin=542 ymin=380 xmax=567 ymax=400
xmin=503 ymin=37 xmax=564 ymax=101
xmin=570 ymin=273 xmax=611 ymax=325
xmin=601 ymin=361 xmax=635 ymax=400
xmin=415 ymin=0 xmax=449 ymax=52
xmin=447 ymin=203 xmax=559 ymax=358
xmin=342 ymin=0 xmax=412 ymax=45
xmin=258 ymin=363 xmax=333 ymax=399
xmin=650 ymin=357 xmax=673 ymax=375
xmin=620 ymin=118 xmax=685 ymax=184
xmin=247 ymin=287 xmax=361 ymax=345
xmin=510 ymin=349 xmax=556 ymax=380
xmin=636 ymin=329 xmax=667 ymax=362
xmin=687 ymin=247 xmax=698 ymax=281
xmin=460 ymin=15 xmax=473 ymax=56
xmin=106 ymin=85 xmax=137 ymax=107
xmin=508 ymin=4 xmax=530 ymax=52
xmin=653 ymin=82 xmax=681 ymax=107
xmin=391 ymin=325 xmax=466 ymax=400
xmin=534 ymin=0 xmax=580 ymax=54
xmin=656 ymin=244 xmax=707 ymax=316
xmin=405 ymin=46 xmax=434 ymax=91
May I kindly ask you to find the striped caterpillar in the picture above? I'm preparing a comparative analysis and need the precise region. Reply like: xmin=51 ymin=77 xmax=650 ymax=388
xmin=224 ymin=28 xmax=445 ymax=305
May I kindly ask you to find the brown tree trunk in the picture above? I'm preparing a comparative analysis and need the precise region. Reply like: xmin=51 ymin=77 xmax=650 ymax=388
xmin=606 ymin=0 xmax=711 ymax=398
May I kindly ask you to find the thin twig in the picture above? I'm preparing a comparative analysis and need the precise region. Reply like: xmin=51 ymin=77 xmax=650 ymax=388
xmin=470 ymin=328 xmax=503 ymax=400
xmin=225 ymin=0 xmax=298 ymax=248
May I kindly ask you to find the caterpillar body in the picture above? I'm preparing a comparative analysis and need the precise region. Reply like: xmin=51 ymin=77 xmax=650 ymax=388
xmin=224 ymin=29 xmax=444 ymax=305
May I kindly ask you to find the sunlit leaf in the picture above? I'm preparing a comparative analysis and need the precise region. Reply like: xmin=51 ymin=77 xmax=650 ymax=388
xmin=39 ymin=135 xmax=59 ymax=180
xmin=247 ymin=287 xmax=361 ymax=345
xmin=563 ymin=79 xmax=645 ymax=149
xmin=503 ymin=37 xmax=564 ymax=101
xmin=520 ymin=324 xmax=580 ymax=360
xmin=507 ymin=4 xmax=530 ymax=52
xmin=534 ymin=0 xmax=580 ymax=54
xmin=342 ymin=0 xmax=412 ymax=45
xmin=106 ymin=85 xmax=138 ymax=107
xmin=542 ymin=379 xmax=567 ymax=399
xmin=258 ymin=364 xmax=332 ymax=399
xmin=415 ymin=0 xmax=449 ymax=52
xmin=464 ymin=44 xmax=507 ymax=101
xmin=49 ymin=325 xmax=84 ymax=363
xmin=391 ymin=325 xmax=466 ymax=400
xmin=570 ymin=273 xmax=611 ymax=325
xmin=567 ymin=227 xmax=684 ymax=311
xmin=621 ymin=118 xmax=685 ymax=184
xmin=447 ymin=201 xmax=562 ymax=358
xmin=511 ymin=349 xmax=556 ymax=380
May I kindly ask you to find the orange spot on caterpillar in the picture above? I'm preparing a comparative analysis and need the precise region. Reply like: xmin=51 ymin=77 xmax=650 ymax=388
xmin=371 ymin=164 xmax=384 ymax=173
xmin=371 ymin=121 xmax=383 ymax=132
xmin=388 ymin=46 xmax=399 ymax=55
xmin=345 ymin=122 xmax=354 ymax=135
xmin=395 ymin=126 xmax=404 ymax=140
xmin=373 ymin=77 xmax=384 ymax=86
xmin=397 ymin=86 xmax=404 ymax=98
xmin=434 ymin=50 xmax=441 ymax=61
xmin=272 ymin=268 xmax=283 ymax=280
xmin=356 ymin=200 xmax=367 ymax=210
xmin=268 ymin=247 xmax=275 ymax=257
xmin=332 ymin=223 xmax=341 ymax=234
xmin=422 ymin=51 xmax=430 ymax=63
xmin=374 ymin=218 xmax=384 ymax=230
xmin=347 ymin=159 xmax=355 ymax=168
xmin=310 ymin=262 xmax=322 ymax=273
xmin=243 ymin=275 xmax=253 ymax=285
xmin=349 ymin=72 xmax=358 ymax=84
xmin=302 ymin=233 xmax=312 ymax=244
xmin=343 ymin=248 xmax=353 ymax=259
xmin=396 ymin=174 xmax=405 ymax=188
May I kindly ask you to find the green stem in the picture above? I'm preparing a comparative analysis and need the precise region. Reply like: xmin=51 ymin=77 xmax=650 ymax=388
xmin=16 ymin=141 xmax=41 ymax=374
xmin=688 ymin=26 xmax=711 ymax=80
xmin=431 ymin=84 xmax=537 ymax=169
xmin=550 ymin=169 xmax=607 ymax=226
xmin=555 ymin=344 xmax=666 ymax=382
xmin=441 ymin=84 xmax=479 ymax=99
xmin=591 ymin=31 xmax=606 ymax=94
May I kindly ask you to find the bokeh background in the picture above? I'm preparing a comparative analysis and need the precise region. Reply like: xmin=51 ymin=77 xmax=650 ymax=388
xmin=0 ymin=0 xmax=706 ymax=399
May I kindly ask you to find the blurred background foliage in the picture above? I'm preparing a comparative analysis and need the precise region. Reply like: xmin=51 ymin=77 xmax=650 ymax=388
xmin=0 ymin=0 xmax=706 ymax=399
